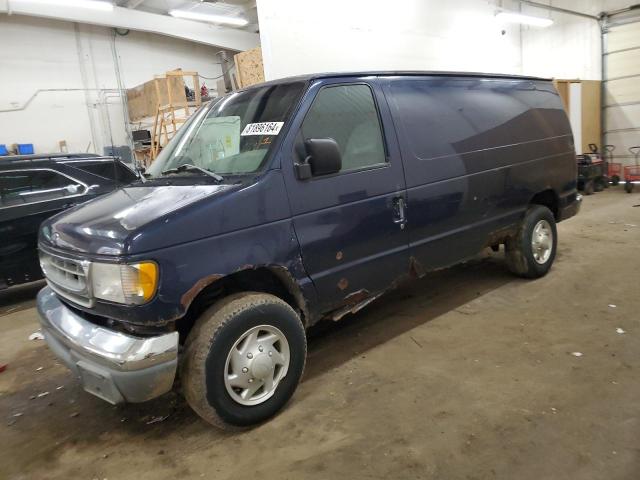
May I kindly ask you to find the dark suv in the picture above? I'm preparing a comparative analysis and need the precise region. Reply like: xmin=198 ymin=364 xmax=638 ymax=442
xmin=36 ymin=72 xmax=580 ymax=429
xmin=0 ymin=154 xmax=137 ymax=288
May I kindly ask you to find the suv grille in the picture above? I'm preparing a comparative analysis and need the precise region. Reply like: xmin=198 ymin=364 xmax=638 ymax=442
xmin=39 ymin=251 xmax=93 ymax=307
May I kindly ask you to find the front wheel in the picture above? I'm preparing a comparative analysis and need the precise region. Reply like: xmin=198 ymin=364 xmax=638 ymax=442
xmin=625 ymin=182 xmax=634 ymax=193
xmin=505 ymin=205 xmax=558 ymax=279
xmin=181 ymin=292 xmax=307 ymax=429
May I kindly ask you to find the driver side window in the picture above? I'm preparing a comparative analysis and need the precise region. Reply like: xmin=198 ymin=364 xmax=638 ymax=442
xmin=301 ymin=84 xmax=386 ymax=172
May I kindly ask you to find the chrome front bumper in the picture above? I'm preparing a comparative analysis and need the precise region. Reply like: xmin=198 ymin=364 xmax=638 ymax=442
xmin=36 ymin=287 xmax=179 ymax=404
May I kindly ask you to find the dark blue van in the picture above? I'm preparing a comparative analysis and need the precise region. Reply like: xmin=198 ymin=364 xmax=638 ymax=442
xmin=36 ymin=72 xmax=580 ymax=428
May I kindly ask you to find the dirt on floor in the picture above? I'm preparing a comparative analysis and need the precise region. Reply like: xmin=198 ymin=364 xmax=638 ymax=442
xmin=1 ymin=189 xmax=639 ymax=480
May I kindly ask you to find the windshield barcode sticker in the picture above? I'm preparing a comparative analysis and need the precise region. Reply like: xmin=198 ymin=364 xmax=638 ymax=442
xmin=241 ymin=122 xmax=284 ymax=136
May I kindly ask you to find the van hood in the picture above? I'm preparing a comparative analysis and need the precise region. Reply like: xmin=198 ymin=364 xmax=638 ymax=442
xmin=40 ymin=184 xmax=236 ymax=255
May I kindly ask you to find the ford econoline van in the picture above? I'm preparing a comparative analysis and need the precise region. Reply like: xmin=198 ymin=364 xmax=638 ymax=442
xmin=36 ymin=72 xmax=580 ymax=428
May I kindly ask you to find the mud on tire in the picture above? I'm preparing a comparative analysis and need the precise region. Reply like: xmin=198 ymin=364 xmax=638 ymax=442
xmin=505 ymin=205 xmax=558 ymax=279
xmin=180 ymin=292 xmax=306 ymax=429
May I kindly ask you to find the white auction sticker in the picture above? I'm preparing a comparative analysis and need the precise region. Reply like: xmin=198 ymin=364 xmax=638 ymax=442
xmin=241 ymin=122 xmax=284 ymax=136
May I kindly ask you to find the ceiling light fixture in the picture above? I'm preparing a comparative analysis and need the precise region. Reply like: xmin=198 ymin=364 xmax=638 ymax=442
xmin=169 ymin=9 xmax=249 ymax=27
xmin=12 ymin=0 xmax=114 ymax=11
xmin=496 ymin=11 xmax=553 ymax=27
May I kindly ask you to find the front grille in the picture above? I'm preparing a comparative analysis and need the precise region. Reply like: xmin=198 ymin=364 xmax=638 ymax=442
xmin=39 ymin=251 xmax=93 ymax=307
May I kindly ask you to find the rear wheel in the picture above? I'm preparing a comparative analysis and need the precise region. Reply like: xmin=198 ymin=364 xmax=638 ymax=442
xmin=181 ymin=292 xmax=306 ymax=429
xmin=625 ymin=182 xmax=634 ymax=193
xmin=505 ymin=205 xmax=557 ymax=279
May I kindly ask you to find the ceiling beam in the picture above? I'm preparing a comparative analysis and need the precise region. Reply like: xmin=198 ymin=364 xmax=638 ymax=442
xmin=516 ymin=0 xmax=599 ymax=21
xmin=1 ymin=2 xmax=259 ymax=52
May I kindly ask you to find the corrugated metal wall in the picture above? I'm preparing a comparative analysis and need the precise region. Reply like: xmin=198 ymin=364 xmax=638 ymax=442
xmin=604 ymin=17 xmax=640 ymax=165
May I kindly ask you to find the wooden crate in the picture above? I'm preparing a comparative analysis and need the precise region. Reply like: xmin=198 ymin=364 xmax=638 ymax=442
xmin=234 ymin=47 xmax=265 ymax=89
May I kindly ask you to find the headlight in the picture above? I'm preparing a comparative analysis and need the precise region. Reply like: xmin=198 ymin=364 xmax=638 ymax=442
xmin=91 ymin=261 xmax=158 ymax=305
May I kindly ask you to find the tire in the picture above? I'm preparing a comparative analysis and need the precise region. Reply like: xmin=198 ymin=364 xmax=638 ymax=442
xmin=612 ymin=175 xmax=620 ymax=186
xmin=505 ymin=205 xmax=558 ymax=279
xmin=181 ymin=292 xmax=307 ymax=429
xmin=625 ymin=182 xmax=634 ymax=193
xmin=594 ymin=179 xmax=605 ymax=192
xmin=583 ymin=180 xmax=595 ymax=195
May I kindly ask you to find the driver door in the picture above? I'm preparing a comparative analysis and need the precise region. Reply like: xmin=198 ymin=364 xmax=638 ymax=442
xmin=282 ymin=78 xmax=409 ymax=314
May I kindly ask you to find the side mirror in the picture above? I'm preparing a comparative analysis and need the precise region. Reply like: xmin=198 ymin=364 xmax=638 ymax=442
xmin=295 ymin=138 xmax=342 ymax=180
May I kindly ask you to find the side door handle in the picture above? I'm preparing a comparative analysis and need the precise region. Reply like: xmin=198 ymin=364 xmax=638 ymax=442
xmin=393 ymin=196 xmax=407 ymax=229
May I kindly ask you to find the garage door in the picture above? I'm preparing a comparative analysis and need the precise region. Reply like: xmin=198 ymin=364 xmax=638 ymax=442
xmin=604 ymin=17 xmax=640 ymax=166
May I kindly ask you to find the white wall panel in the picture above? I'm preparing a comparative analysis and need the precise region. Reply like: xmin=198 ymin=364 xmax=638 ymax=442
xmin=569 ymin=83 xmax=583 ymax=154
xmin=257 ymin=0 xmax=524 ymax=80
xmin=606 ymin=104 xmax=640 ymax=131
xmin=0 ymin=15 xmax=233 ymax=155
xmin=604 ymin=19 xmax=640 ymax=165
xmin=606 ymin=132 xmax=640 ymax=161
xmin=258 ymin=0 xmax=604 ymax=82
xmin=607 ymin=22 xmax=640 ymax=51
xmin=605 ymin=77 xmax=640 ymax=105
xmin=606 ymin=48 xmax=640 ymax=79
xmin=521 ymin=4 xmax=602 ymax=80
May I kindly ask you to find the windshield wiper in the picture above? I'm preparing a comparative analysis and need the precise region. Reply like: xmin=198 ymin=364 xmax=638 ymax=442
xmin=161 ymin=164 xmax=224 ymax=182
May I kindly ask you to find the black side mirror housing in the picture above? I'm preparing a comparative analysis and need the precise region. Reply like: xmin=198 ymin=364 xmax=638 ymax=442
xmin=295 ymin=138 xmax=342 ymax=180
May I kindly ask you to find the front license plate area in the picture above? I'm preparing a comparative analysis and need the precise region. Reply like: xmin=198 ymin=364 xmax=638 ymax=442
xmin=76 ymin=360 xmax=124 ymax=405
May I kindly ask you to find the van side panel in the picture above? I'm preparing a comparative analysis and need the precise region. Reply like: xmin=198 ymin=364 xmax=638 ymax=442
xmin=279 ymin=77 xmax=410 ymax=315
xmin=384 ymin=76 xmax=575 ymax=271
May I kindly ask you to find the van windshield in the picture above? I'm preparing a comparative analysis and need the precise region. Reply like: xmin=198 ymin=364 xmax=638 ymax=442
xmin=147 ymin=82 xmax=306 ymax=178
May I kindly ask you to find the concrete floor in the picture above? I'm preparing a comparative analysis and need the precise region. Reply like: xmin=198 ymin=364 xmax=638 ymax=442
xmin=1 ymin=189 xmax=639 ymax=480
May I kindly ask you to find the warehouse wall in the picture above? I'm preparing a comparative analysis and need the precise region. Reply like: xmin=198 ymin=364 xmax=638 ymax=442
xmin=521 ymin=0 xmax=602 ymax=80
xmin=257 ymin=0 xmax=524 ymax=80
xmin=257 ymin=0 xmax=604 ymax=81
xmin=0 ymin=15 xmax=232 ymax=155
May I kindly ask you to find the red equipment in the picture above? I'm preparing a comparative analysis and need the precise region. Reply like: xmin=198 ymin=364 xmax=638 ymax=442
xmin=624 ymin=146 xmax=640 ymax=193
xmin=604 ymin=144 xmax=622 ymax=186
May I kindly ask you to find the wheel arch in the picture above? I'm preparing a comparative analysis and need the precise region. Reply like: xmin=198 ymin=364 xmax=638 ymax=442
xmin=178 ymin=266 xmax=311 ymax=342
xmin=529 ymin=189 xmax=559 ymax=221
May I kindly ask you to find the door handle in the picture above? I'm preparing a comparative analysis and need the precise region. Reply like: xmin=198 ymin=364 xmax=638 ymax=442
xmin=393 ymin=196 xmax=406 ymax=229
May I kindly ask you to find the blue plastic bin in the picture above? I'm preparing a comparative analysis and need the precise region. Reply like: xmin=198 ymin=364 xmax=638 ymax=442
xmin=0 ymin=145 xmax=8 ymax=156
xmin=17 ymin=144 xmax=35 ymax=155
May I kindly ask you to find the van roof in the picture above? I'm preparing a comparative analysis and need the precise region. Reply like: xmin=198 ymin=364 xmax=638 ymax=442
xmin=249 ymin=71 xmax=550 ymax=89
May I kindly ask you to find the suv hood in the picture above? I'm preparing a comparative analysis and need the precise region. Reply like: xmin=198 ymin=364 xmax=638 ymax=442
xmin=40 ymin=184 xmax=235 ymax=255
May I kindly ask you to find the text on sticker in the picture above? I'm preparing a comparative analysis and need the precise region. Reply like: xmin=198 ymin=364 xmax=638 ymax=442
xmin=241 ymin=122 xmax=284 ymax=136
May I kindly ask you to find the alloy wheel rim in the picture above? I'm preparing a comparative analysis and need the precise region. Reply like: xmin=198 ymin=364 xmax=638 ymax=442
xmin=531 ymin=219 xmax=553 ymax=264
xmin=224 ymin=325 xmax=290 ymax=406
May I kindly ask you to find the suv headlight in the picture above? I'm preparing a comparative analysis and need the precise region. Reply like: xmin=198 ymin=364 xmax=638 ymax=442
xmin=91 ymin=261 xmax=158 ymax=305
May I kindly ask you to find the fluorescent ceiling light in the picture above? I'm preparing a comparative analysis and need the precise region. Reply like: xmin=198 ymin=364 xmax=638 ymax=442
xmin=12 ymin=0 xmax=114 ymax=10
xmin=496 ymin=11 xmax=553 ymax=27
xmin=169 ymin=9 xmax=249 ymax=26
